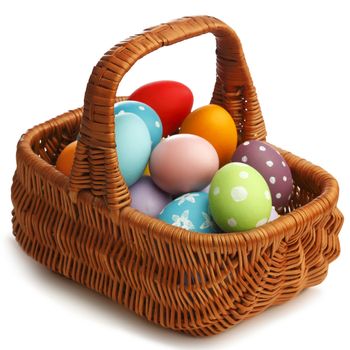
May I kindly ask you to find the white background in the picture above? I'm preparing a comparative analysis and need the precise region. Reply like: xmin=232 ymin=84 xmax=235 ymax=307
xmin=1 ymin=0 xmax=349 ymax=349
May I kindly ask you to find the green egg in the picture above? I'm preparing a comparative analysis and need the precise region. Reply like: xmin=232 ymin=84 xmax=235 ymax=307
xmin=209 ymin=162 xmax=272 ymax=232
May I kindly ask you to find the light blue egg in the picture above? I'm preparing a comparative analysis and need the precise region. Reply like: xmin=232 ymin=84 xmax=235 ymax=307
xmin=114 ymin=101 xmax=163 ymax=150
xmin=158 ymin=192 xmax=220 ymax=233
xmin=115 ymin=112 xmax=151 ymax=186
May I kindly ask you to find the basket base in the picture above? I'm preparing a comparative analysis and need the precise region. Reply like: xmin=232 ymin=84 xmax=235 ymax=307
xmin=12 ymin=203 xmax=342 ymax=336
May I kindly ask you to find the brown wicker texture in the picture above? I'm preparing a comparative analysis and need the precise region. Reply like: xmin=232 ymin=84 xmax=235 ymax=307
xmin=11 ymin=16 xmax=343 ymax=336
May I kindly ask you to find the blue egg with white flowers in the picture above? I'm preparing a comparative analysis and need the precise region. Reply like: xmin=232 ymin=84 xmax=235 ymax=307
xmin=115 ymin=101 xmax=163 ymax=150
xmin=158 ymin=192 xmax=221 ymax=233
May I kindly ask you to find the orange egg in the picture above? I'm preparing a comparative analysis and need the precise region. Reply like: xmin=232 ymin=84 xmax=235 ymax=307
xmin=180 ymin=104 xmax=237 ymax=166
xmin=56 ymin=141 xmax=77 ymax=176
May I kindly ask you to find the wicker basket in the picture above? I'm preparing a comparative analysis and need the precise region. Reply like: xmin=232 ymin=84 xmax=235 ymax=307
xmin=11 ymin=16 xmax=343 ymax=336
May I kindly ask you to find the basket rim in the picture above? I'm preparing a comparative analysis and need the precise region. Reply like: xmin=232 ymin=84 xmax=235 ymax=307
xmin=15 ymin=106 xmax=340 ymax=251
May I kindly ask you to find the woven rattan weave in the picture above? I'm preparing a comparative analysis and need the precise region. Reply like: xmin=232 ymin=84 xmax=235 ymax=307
xmin=11 ymin=16 xmax=343 ymax=336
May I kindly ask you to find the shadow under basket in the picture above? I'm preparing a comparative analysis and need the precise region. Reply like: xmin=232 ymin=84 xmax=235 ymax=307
xmin=11 ymin=16 xmax=343 ymax=336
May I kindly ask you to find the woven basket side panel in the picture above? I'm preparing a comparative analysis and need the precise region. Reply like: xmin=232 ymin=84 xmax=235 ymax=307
xmin=12 ymin=170 xmax=342 ymax=336
xmin=11 ymin=112 xmax=342 ymax=336
xmin=12 ymin=107 xmax=343 ymax=335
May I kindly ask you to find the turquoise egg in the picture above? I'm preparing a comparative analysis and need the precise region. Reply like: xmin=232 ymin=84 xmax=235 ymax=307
xmin=115 ymin=101 xmax=163 ymax=150
xmin=115 ymin=112 xmax=152 ymax=186
xmin=158 ymin=192 xmax=220 ymax=233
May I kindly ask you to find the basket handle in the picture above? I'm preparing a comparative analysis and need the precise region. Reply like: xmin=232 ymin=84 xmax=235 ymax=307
xmin=69 ymin=15 xmax=266 ymax=213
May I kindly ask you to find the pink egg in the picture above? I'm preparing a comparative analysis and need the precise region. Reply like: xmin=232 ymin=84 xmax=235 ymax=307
xmin=150 ymin=134 xmax=219 ymax=195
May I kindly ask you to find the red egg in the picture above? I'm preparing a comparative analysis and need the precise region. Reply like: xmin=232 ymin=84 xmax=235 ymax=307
xmin=129 ymin=81 xmax=194 ymax=136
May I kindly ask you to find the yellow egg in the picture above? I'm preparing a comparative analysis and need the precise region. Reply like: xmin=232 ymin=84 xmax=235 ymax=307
xmin=144 ymin=163 xmax=151 ymax=176
xmin=180 ymin=104 xmax=238 ymax=166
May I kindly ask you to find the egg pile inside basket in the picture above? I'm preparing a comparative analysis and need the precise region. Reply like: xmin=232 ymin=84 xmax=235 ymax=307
xmin=56 ymin=79 xmax=293 ymax=234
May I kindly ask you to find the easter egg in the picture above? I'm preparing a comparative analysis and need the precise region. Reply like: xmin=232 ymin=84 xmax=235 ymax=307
xmin=180 ymin=104 xmax=238 ymax=166
xmin=158 ymin=192 xmax=219 ymax=233
xmin=129 ymin=80 xmax=193 ymax=136
xmin=144 ymin=163 xmax=151 ymax=176
xmin=129 ymin=176 xmax=172 ymax=217
xmin=115 ymin=112 xmax=151 ymax=186
xmin=56 ymin=140 xmax=77 ymax=176
xmin=209 ymin=162 xmax=272 ymax=232
xmin=269 ymin=206 xmax=279 ymax=222
xmin=150 ymin=134 xmax=219 ymax=195
xmin=201 ymin=184 xmax=210 ymax=193
xmin=114 ymin=101 xmax=162 ymax=150
xmin=232 ymin=140 xmax=293 ymax=209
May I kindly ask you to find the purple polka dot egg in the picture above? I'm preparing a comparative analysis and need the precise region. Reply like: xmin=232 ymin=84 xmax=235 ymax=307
xmin=232 ymin=140 xmax=293 ymax=209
